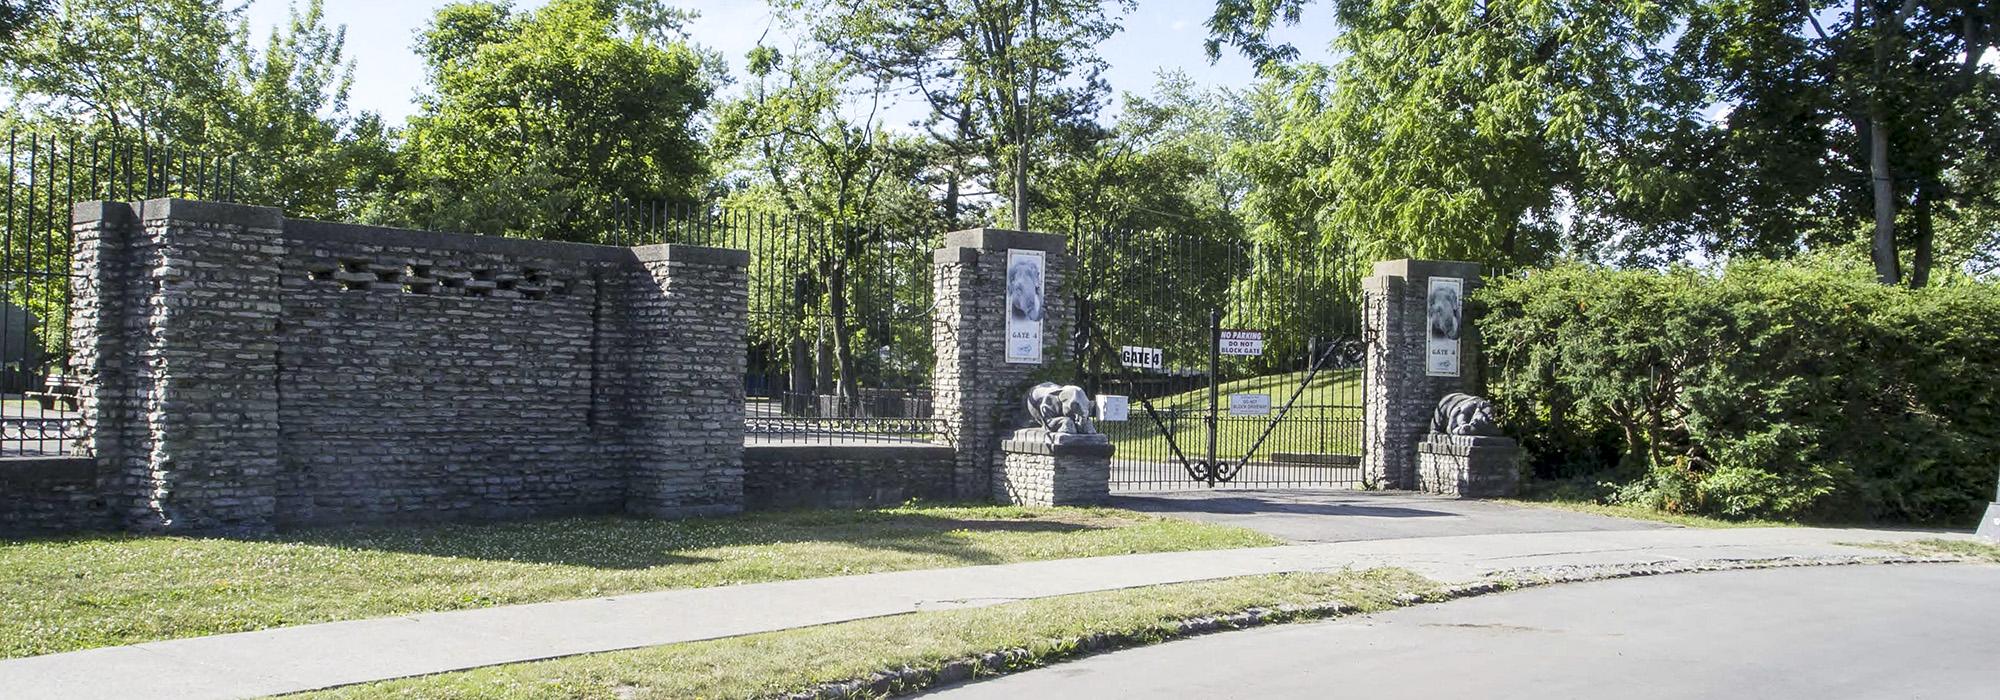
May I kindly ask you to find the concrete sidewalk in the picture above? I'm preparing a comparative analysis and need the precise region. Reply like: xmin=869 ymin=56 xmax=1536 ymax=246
xmin=0 ymin=526 xmax=1975 ymax=700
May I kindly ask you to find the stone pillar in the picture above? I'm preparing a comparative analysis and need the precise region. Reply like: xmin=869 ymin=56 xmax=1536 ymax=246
xmin=1362 ymin=259 xmax=1483 ymax=490
xmin=621 ymin=244 xmax=750 ymax=518
xmin=1416 ymin=435 xmax=1522 ymax=497
xmin=931 ymin=229 xmax=1072 ymax=501
xmin=996 ymin=436 xmax=1112 ymax=506
xmin=69 ymin=200 xmax=285 ymax=532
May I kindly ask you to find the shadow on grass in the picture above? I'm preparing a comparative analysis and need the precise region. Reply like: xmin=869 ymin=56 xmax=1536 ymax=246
xmin=237 ymin=507 xmax=1112 ymax=570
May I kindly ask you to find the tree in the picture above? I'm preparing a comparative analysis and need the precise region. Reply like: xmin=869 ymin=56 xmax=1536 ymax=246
xmin=2 ymin=0 xmax=388 ymax=220
xmin=3 ymin=0 xmax=239 ymax=144
xmin=1209 ymin=0 xmax=2000 ymax=285
xmin=714 ymin=44 xmax=932 ymax=405
xmin=0 ymin=0 xmax=46 ymax=47
xmin=393 ymin=0 xmax=716 ymax=242
xmin=784 ymin=0 xmax=1130 ymax=229
xmin=1209 ymin=0 xmax=1688 ymax=270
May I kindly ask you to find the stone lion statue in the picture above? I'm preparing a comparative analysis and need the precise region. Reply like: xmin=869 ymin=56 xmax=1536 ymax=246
xmin=1431 ymin=392 xmax=1501 ymax=436
xmin=1025 ymin=382 xmax=1096 ymax=435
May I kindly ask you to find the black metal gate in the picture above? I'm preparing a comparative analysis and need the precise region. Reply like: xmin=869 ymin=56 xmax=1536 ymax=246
xmin=1071 ymin=227 xmax=1367 ymax=491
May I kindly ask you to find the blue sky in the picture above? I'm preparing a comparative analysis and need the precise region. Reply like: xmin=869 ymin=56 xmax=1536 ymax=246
xmin=242 ymin=0 xmax=1336 ymax=126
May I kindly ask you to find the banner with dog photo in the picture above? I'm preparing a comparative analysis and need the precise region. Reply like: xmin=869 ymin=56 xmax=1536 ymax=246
xmin=1006 ymin=249 xmax=1045 ymax=364
xmin=1426 ymin=277 xmax=1462 ymax=377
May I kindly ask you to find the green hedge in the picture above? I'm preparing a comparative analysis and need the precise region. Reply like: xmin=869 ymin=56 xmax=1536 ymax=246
xmin=1478 ymin=259 xmax=2000 ymax=524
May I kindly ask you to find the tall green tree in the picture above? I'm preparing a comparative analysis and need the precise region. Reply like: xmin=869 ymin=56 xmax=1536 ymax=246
xmin=785 ymin=0 xmax=1131 ymax=229
xmin=714 ymin=44 xmax=932 ymax=403
xmin=3 ymin=0 xmax=239 ymax=144
xmin=0 ymin=0 xmax=46 ymax=47
xmin=1209 ymin=0 xmax=2000 ymax=284
xmin=393 ymin=0 xmax=716 ymax=242
xmin=2 ymin=0 xmax=387 ymax=220
xmin=1209 ymin=0 xmax=1689 ymax=270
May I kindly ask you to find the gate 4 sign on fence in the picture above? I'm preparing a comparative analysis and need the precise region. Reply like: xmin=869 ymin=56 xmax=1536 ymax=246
xmin=1120 ymin=346 xmax=1163 ymax=369
xmin=1219 ymin=330 xmax=1264 ymax=356
xmin=1006 ymin=249 xmax=1045 ymax=364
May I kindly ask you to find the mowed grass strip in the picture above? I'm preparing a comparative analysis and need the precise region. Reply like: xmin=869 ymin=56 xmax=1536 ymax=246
xmin=1864 ymin=538 xmax=2000 ymax=563
xmin=0 ymin=505 xmax=1280 ymax=658
xmin=295 ymin=569 xmax=1436 ymax=700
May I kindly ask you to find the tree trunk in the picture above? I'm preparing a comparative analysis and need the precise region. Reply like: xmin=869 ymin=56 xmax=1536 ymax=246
xmin=1860 ymin=0 xmax=1901 ymax=285
xmin=1867 ymin=113 xmax=1901 ymax=286
xmin=828 ymin=257 xmax=860 ymax=405
xmin=1011 ymin=0 xmax=1043 ymax=231
xmin=786 ymin=274 xmax=815 ymax=415
xmin=815 ymin=329 xmax=834 ymax=396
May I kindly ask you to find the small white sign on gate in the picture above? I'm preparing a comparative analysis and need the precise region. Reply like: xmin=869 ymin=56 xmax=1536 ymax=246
xmin=1227 ymin=393 xmax=1272 ymax=416
xmin=1096 ymin=394 xmax=1130 ymax=422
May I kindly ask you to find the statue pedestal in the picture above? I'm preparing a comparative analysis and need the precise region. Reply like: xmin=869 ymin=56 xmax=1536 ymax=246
xmin=1978 ymin=503 xmax=2000 ymax=541
xmin=996 ymin=430 xmax=1112 ymax=507
xmin=1416 ymin=434 xmax=1521 ymax=498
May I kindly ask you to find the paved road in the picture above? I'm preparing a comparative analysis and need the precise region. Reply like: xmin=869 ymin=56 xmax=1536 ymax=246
xmin=1112 ymin=489 xmax=1671 ymax=543
xmin=924 ymin=563 xmax=2000 ymax=699
xmin=0 ymin=527 xmax=1969 ymax=699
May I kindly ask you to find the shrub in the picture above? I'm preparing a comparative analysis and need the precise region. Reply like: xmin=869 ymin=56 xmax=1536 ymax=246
xmin=1478 ymin=258 xmax=2000 ymax=524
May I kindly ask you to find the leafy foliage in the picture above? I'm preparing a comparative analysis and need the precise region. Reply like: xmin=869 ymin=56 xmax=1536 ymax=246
xmin=1480 ymin=259 xmax=2000 ymax=523
xmin=388 ymin=0 xmax=716 ymax=242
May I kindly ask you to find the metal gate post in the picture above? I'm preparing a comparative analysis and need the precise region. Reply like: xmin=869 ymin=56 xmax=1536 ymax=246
xmin=1205 ymin=309 xmax=1221 ymax=487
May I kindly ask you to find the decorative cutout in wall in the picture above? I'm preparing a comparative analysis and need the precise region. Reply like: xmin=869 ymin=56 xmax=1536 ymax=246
xmin=303 ymin=258 xmax=570 ymax=299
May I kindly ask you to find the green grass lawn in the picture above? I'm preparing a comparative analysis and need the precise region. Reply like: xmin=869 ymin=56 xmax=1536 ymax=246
xmin=1107 ymin=368 xmax=1364 ymax=461
xmin=0 ymin=505 xmax=1280 ymax=659
xmin=297 ymin=569 xmax=1436 ymax=700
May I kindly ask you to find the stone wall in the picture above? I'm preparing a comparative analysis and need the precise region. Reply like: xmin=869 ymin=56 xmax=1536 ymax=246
xmin=47 ymin=199 xmax=747 ymax=533
xmin=0 ymin=458 xmax=112 ymax=533
xmin=931 ymin=229 xmax=1073 ymax=501
xmin=1361 ymin=259 xmax=1484 ymax=490
xmin=743 ymin=444 xmax=956 ymax=510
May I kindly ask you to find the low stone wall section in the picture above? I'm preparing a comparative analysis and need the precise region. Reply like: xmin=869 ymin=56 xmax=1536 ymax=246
xmin=743 ymin=444 xmax=956 ymax=510
xmin=0 ymin=458 xmax=112 ymax=533
xmin=43 ymin=199 xmax=747 ymax=534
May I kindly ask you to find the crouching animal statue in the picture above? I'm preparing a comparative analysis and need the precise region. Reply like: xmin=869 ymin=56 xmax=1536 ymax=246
xmin=1025 ymin=382 xmax=1098 ymax=435
xmin=1431 ymin=393 xmax=1502 ymax=436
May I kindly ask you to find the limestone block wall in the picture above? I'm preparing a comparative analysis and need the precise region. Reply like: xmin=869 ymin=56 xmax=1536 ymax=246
xmin=49 ymin=199 xmax=748 ymax=533
xmin=621 ymin=244 xmax=748 ymax=518
xmin=1362 ymin=259 xmax=1484 ymax=490
xmin=275 ymin=220 xmax=633 ymax=524
xmin=742 ymin=444 xmax=956 ymax=510
xmin=931 ymin=229 xmax=1073 ymax=501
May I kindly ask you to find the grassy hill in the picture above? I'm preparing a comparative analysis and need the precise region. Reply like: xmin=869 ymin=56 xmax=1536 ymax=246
xmin=1105 ymin=368 xmax=1364 ymax=463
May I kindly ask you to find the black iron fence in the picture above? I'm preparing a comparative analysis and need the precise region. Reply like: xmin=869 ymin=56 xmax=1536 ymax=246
xmin=2 ymin=129 xmax=244 ymax=456
xmin=615 ymin=206 xmax=947 ymax=445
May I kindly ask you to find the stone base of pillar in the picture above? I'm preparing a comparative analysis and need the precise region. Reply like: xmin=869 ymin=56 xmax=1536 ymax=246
xmin=1416 ymin=434 xmax=1521 ymax=498
xmin=996 ymin=432 xmax=1112 ymax=507
xmin=1978 ymin=503 xmax=2000 ymax=541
